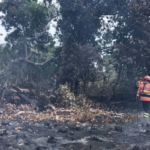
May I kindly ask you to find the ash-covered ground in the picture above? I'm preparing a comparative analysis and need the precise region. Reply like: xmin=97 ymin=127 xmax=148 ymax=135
xmin=0 ymin=101 xmax=149 ymax=150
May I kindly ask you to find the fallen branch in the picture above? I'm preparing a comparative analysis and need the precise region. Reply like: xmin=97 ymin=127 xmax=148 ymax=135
xmin=14 ymin=111 xmax=34 ymax=117
xmin=12 ymin=85 xmax=34 ymax=105
xmin=12 ymin=84 xmax=30 ymax=93
xmin=45 ymin=104 xmax=56 ymax=111
xmin=17 ymin=93 xmax=34 ymax=105
xmin=5 ymin=88 xmax=17 ymax=94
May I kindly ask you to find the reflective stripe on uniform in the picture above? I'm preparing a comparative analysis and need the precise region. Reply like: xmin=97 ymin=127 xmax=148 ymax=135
xmin=144 ymin=112 xmax=149 ymax=118
xmin=140 ymin=89 xmax=150 ymax=94
xmin=140 ymin=89 xmax=150 ymax=97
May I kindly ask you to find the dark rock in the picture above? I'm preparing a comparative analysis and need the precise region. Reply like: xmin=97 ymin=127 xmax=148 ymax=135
xmin=92 ymin=136 xmax=102 ymax=141
xmin=16 ymin=131 xmax=27 ymax=139
xmin=44 ymin=122 xmax=52 ymax=129
xmin=24 ymin=139 xmax=31 ymax=146
xmin=145 ymin=130 xmax=150 ymax=134
xmin=67 ymin=121 xmax=76 ymax=128
xmin=44 ymin=120 xmax=50 ymax=127
xmin=115 ymin=125 xmax=123 ymax=132
xmin=3 ymin=135 xmax=17 ymax=143
xmin=33 ymin=137 xmax=48 ymax=147
xmin=68 ymin=121 xmax=82 ymax=131
xmin=1 ymin=119 xmax=9 ymax=126
xmin=47 ymin=136 xmax=55 ymax=143
xmin=57 ymin=127 xmax=67 ymax=133
xmin=87 ymin=126 xmax=92 ymax=131
xmin=36 ymin=146 xmax=47 ymax=150
xmin=132 ymin=146 xmax=147 ymax=150
xmin=74 ymin=124 xmax=81 ymax=131
xmin=0 ymin=137 xmax=3 ymax=146
xmin=53 ymin=122 xmax=58 ymax=127
xmin=132 ymin=145 xmax=140 ymax=150
xmin=0 ymin=129 xmax=7 ymax=136
xmin=141 ymin=148 xmax=147 ymax=150
xmin=17 ymin=138 xmax=24 ymax=144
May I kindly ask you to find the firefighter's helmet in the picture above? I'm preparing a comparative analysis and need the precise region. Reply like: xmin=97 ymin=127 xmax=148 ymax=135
xmin=144 ymin=75 xmax=150 ymax=81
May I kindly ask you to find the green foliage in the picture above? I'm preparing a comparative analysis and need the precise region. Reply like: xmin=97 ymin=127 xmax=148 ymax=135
xmin=111 ymin=0 xmax=150 ymax=76
xmin=0 ymin=0 xmax=58 ymax=90
xmin=57 ymin=0 xmax=101 ymax=45
xmin=1 ymin=0 xmax=51 ymax=31
xmin=59 ymin=44 xmax=102 ymax=82
xmin=55 ymin=0 xmax=105 ymax=94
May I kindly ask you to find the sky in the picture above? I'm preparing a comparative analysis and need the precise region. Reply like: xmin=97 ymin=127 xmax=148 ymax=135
xmin=0 ymin=0 xmax=58 ymax=44
xmin=0 ymin=12 xmax=7 ymax=44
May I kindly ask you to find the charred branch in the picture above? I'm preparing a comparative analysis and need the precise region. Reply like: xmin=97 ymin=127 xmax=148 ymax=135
xmin=12 ymin=84 xmax=30 ymax=93
xmin=12 ymin=84 xmax=35 ymax=105
xmin=17 ymin=93 xmax=34 ymax=105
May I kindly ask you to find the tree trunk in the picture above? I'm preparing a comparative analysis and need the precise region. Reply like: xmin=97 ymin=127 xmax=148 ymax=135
xmin=74 ymin=80 xmax=79 ymax=96
xmin=83 ymin=80 xmax=86 ymax=95
xmin=70 ymin=81 xmax=74 ymax=93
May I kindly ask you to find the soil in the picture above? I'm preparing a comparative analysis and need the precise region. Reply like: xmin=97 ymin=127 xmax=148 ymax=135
xmin=0 ymin=100 xmax=149 ymax=150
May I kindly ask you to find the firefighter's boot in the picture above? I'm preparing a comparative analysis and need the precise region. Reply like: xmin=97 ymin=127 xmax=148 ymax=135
xmin=141 ymin=112 xmax=150 ymax=132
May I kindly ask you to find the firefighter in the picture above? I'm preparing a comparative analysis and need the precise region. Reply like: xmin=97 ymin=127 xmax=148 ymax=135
xmin=135 ymin=77 xmax=143 ymax=90
xmin=136 ymin=75 xmax=150 ymax=128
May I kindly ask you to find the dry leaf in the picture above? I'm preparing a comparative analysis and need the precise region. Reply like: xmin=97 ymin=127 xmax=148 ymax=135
xmin=18 ymin=143 xmax=24 ymax=146
xmin=9 ymin=146 xmax=13 ymax=148
xmin=28 ymin=129 xmax=32 ymax=132
xmin=15 ymin=127 xmax=23 ymax=130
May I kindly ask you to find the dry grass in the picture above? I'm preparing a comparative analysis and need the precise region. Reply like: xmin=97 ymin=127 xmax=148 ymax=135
xmin=75 ymin=104 xmax=95 ymax=122
xmin=121 ymin=113 xmax=137 ymax=123
xmin=0 ymin=102 xmax=137 ymax=124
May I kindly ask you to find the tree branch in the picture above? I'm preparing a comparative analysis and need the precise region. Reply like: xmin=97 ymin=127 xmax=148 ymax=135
xmin=25 ymin=51 xmax=40 ymax=59
xmin=23 ymin=56 xmax=58 ymax=66
xmin=0 ymin=52 xmax=58 ymax=76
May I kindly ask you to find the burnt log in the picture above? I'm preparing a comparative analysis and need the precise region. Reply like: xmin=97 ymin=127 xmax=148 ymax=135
xmin=12 ymin=84 xmax=30 ymax=93
xmin=11 ymin=84 xmax=35 ymax=105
